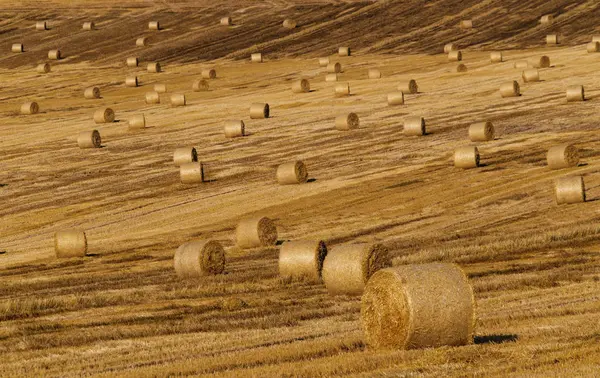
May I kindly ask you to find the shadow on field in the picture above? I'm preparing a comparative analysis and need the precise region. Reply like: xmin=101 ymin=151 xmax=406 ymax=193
xmin=474 ymin=334 xmax=519 ymax=344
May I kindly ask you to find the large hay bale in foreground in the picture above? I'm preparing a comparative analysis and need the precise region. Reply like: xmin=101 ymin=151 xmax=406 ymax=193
xmin=93 ymin=108 xmax=114 ymax=123
xmin=250 ymin=103 xmax=269 ymax=119
xmin=84 ymin=87 xmax=100 ymax=99
xmin=338 ymin=47 xmax=350 ymax=56
xmin=443 ymin=43 xmax=457 ymax=53
xmin=128 ymin=114 xmax=146 ymax=129
xmin=82 ymin=21 xmax=95 ymax=30
xmin=77 ymin=130 xmax=101 ymax=149
xmin=361 ymin=263 xmax=475 ymax=350
xmin=48 ymin=49 xmax=61 ymax=60
xmin=251 ymin=53 xmax=263 ymax=63
xmin=522 ymin=69 xmax=540 ymax=82
xmin=174 ymin=240 xmax=225 ymax=278
xmin=587 ymin=41 xmax=600 ymax=53
xmin=490 ymin=51 xmax=503 ymax=63
xmin=202 ymin=69 xmax=216 ymax=79
xmin=170 ymin=94 xmax=186 ymax=107
xmin=387 ymin=92 xmax=404 ymax=106
xmin=36 ymin=21 xmax=48 ymax=30
xmin=276 ymin=161 xmax=308 ymax=185
xmin=469 ymin=121 xmax=494 ymax=142
xmin=147 ymin=62 xmax=161 ymax=73
xmin=530 ymin=56 xmax=550 ymax=68
xmin=36 ymin=63 xmax=50 ymax=73
xmin=193 ymin=79 xmax=209 ymax=91
xmin=368 ymin=68 xmax=381 ymax=79
xmin=322 ymin=243 xmax=390 ymax=296
xmin=149 ymin=21 xmax=160 ymax=30
xmin=236 ymin=216 xmax=277 ymax=249
xmin=279 ymin=240 xmax=328 ymax=283
xmin=282 ymin=19 xmax=297 ymax=29
xmin=180 ymin=162 xmax=205 ymax=184
xmin=555 ymin=176 xmax=585 ymax=204
xmin=125 ymin=76 xmax=138 ymax=87
xmin=334 ymin=83 xmax=350 ymax=96
xmin=224 ymin=120 xmax=245 ymax=138
xmin=335 ymin=113 xmax=359 ymax=131
xmin=11 ymin=43 xmax=23 ymax=53
xmin=20 ymin=102 xmax=39 ymax=115
xmin=54 ymin=230 xmax=87 ymax=257
xmin=126 ymin=57 xmax=138 ymax=67
xmin=500 ymin=81 xmax=520 ymax=97
xmin=547 ymin=144 xmax=579 ymax=169
xmin=292 ymin=79 xmax=310 ymax=93
xmin=566 ymin=85 xmax=585 ymax=102
xmin=546 ymin=34 xmax=560 ymax=45
xmin=398 ymin=79 xmax=418 ymax=94
xmin=448 ymin=50 xmax=462 ymax=62
xmin=173 ymin=147 xmax=198 ymax=166
xmin=454 ymin=146 xmax=480 ymax=168
xmin=145 ymin=91 xmax=160 ymax=104
xmin=404 ymin=116 xmax=425 ymax=136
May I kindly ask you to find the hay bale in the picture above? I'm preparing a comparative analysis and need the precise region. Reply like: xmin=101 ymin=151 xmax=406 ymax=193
xmin=292 ymin=79 xmax=310 ymax=93
xmin=546 ymin=34 xmax=560 ymax=45
xmin=500 ymin=81 xmax=520 ymax=98
xmin=36 ymin=63 xmax=50 ymax=73
xmin=193 ymin=79 xmax=209 ymax=91
xmin=126 ymin=76 xmax=138 ymax=87
xmin=251 ymin=53 xmax=263 ymax=63
xmin=454 ymin=146 xmax=480 ymax=168
xmin=368 ymin=68 xmax=381 ymax=79
xmin=11 ymin=43 xmax=23 ymax=53
xmin=448 ymin=50 xmax=462 ymax=62
xmin=145 ymin=91 xmax=160 ymax=104
xmin=128 ymin=114 xmax=146 ymax=130
xmin=566 ymin=85 xmax=585 ymax=102
xmin=555 ymin=176 xmax=585 ymax=204
xmin=20 ymin=102 xmax=39 ymax=115
xmin=147 ymin=62 xmax=161 ymax=73
xmin=82 ymin=21 xmax=95 ymax=30
xmin=327 ymin=62 xmax=342 ymax=73
xmin=522 ymin=69 xmax=540 ymax=82
xmin=490 ymin=51 xmax=503 ymax=63
xmin=224 ymin=120 xmax=245 ymax=138
xmin=387 ymin=92 xmax=404 ymax=106
xmin=456 ymin=63 xmax=468 ymax=72
xmin=153 ymin=84 xmax=167 ymax=93
xmin=93 ymin=108 xmax=114 ymax=124
xmin=279 ymin=240 xmax=328 ymax=283
xmin=171 ymin=94 xmax=186 ymax=107
xmin=149 ymin=21 xmax=160 ymax=30
xmin=77 ymin=130 xmax=101 ymax=149
xmin=250 ymin=103 xmax=269 ymax=119
xmin=398 ymin=79 xmax=418 ymax=94
xmin=174 ymin=240 xmax=225 ymax=278
xmin=530 ymin=56 xmax=550 ymax=68
xmin=126 ymin=57 xmax=139 ymax=67
xmin=283 ymin=19 xmax=297 ymax=29
xmin=540 ymin=14 xmax=553 ymax=24
xmin=514 ymin=61 xmax=528 ymax=69
xmin=319 ymin=57 xmax=330 ymax=67
xmin=469 ymin=121 xmax=494 ymax=142
xmin=236 ymin=216 xmax=277 ymax=249
xmin=36 ymin=21 xmax=48 ymax=31
xmin=54 ymin=230 xmax=87 ymax=258
xmin=335 ymin=83 xmax=350 ymax=97
xmin=361 ymin=263 xmax=475 ymax=350
xmin=136 ymin=37 xmax=147 ymax=47
xmin=48 ymin=49 xmax=61 ymax=60
xmin=180 ymin=162 xmax=205 ymax=184
xmin=84 ymin=87 xmax=100 ymax=99
xmin=587 ymin=42 xmax=600 ymax=53
xmin=276 ymin=161 xmax=308 ymax=185
xmin=174 ymin=147 xmax=198 ymax=166
xmin=547 ymin=144 xmax=579 ymax=169
xmin=404 ymin=116 xmax=425 ymax=136
xmin=325 ymin=73 xmax=338 ymax=82
xmin=202 ymin=69 xmax=216 ymax=79
xmin=593 ymin=36 xmax=600 ymax=43
xmin=321 ymin=243 xmax=390 ymax=296
xmin=335 ymin=113 xmax=359 ymax=131
xmin=220 ymin=17 xmax=232 ymax=26
xmin=459 ymin=20 xmax=473 ymax=29
xmin=339 ymin=47 xmax=351 ymax=56
xmin=444 ymin=43 xmax=457 ymax=53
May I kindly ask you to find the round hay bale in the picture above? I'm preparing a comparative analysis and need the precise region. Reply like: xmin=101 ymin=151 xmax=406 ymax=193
xmin=11 ymin=43 xmax=23 ymax=53
xmin=490 ymin=51 xmax=503 ymax=63
xmin=220 ymin=17 xmax=232 ymax=26
xmin=180 ymin=162 xmax=205 ymax=184
xmin=202 ymin=69 xmax=216 ymax=79
xmin=444 ymin=43 xmax=457 ymax=53
xmin=292 ymin=79 xmax=310 ymax=93
xmin=82 ymin=21 xmax=94 ymax=30
xmin=149 ymin=21 xmax=160 ymax=30
xmin=555 ymin=176 xmax=585 ymax=204
xmin=530 ymin=56 xmax=550 ymax=68
xmin=454 ymin=146 xmax=480 ymax=168
xmin=171 ymin=94 xmax=186 ymax=107
xmin=338 ymin=47 xmax=351 ymax=56
xmin=128 ymin=114 xmax=146 ymax=130
xmin=236 ymin=216 xmax=277 ymax=249
xmin=540 ymin=14 xmax=553 ymax=24
xmin=154 ymin=83 xmax=167 ymax=93
xmin=514 ymin=61 xmax=528 ymax=69
xmin=361 ymin=263 xmax=475 ymax=350
xmin=456 ymin=63 xmax=468 ymax=72
xmin=126 ymin=57 xmax=139 ymax=67
xmin=327 ymin=62 xmax=342 ymax=73
xmin=404 ymin=116 xmax=425 ymax=136
xmin=174 ymin=147 xmax=198 ymax=166
xmin=84 ymin=87 xmax=100 ymax=99
xmin=174 ymin=240 xmax=225 ymax=278
xmin=282 ymin=19 xmax=297 ymax=29
xmin=547 ymin=144 xmax=579 ymax=169
xmin=36 ymin=21 xmax=48 ymax=31
xmin=335 ymin=113 xmax=359 ymax=131
xmin=322 ymin=243 xmax=390 ymax=296
xmin=94 ymin=108 xmax=114 ymax=123
xmin=500 ymin=81 xmax=520 ymax=98
xmin=193 ymin=79 xmax=209 ymax=91
xmin=145 ymin=91 xmax=160 ymax=104
xmin=335 ymin=83 xmax=350 ymax=97
xmin=325 ymin=73 xmax=338 ymax=82
xmin=319 ymin=57 xmax=330 ymax=67
xmin=48 ymin=49 xmax=61 ymax=60
xmin=468 ymin=121 xmax=494 ymax=142
xmin=54 ymin=230 xmax=87 ymax=258
xmin=522 ymin=69 xmax=540 ymax=82
xmin=368 ymin=68 xmax=381 ymax=79
xmin=587 ymin=41 xmax=600 ymax=53
xmin=459 ymin=20 xmax=473 ymax=29
xmin=147 ymin=62 xmax=161 ymax=73
xmin=125 ymin=76 xmax=138 ymax=87
xmin=566 ymin=85 xmax=585 ymax=102
xmin=448 ymin=50 xmax=462 ymax=62
xmin=279 ymin=240 xmax=328 ymax=283
xmin=224 ymin=120 xmax=245 ymax=138
xmin=20 ymin=102 xmax=39 ymax=115
xmin=546 ymin=34 xmax=560 ymax=45
xmin=36 ymin=63 xmax=50 ymax=73
xmin=136 ymin=37 xmax=147 ymax=47
xmin=251 ymin=53 xmax=263 ymax=63
xmin=398 ymin=79 xmax=418 ymax=94
xmin=387 ymin=92 xmax=404 ymax=106
xmin=276 ymin=161 xmax=308 ymax=185
xmin=77 ymin=130 xmax=101 ymax=149
xmin=250 ymin=103 xmax=269 ymax=119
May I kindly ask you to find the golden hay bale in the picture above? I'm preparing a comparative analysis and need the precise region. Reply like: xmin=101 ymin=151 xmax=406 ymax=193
xmin=459 ymin=20 xmax=473 ymax=29
xmin=128 ymin=114 xmax=146 ymax=130
xmin=174 ymin=240 xmax=225 ymax=278
xmin=145 ymin=91 xmax=160 ymax=104
xmin=136 ymin=37 xmax=147 ymax=47
xmin=514 ymin=61 xmax=528 ymax=69
xmin=546 ymin=34 xmax=560 ymax=45
xmin=126 ymin=57 xmax=138 ymax=67
xmin=454 ymin=146 xmax=480 ymax=168
xmin=456 ymin=63 xmax=468 ymax=72
xmin=202 ymin=69 xmax=217 ymax=79
xmin=82 ymin=21 xmax=94 ymax=30
xmin=11 ymin=43 xmax=23 ymax=53
xmin=224 ymin=120 xmax=245 ymax=138
xmin=174 ymin=147 xmax=198 ymax=166
xmin=250 ymin=103 xmax=269 ymax=119
xmin=444 ymin=43 xmax=457 ymax=53
xmin=368 ymin=68 xmax=381 ymax=79
xmin=180 ymin=162 xmax=205 ymax=184
xmin=547 ymin=144 xmax=579 ymax=169
xmin=283 ymin=19 xmax=297 ymax=29
xmin=20 ymin=102 xmax=39 ymax=115
xmin=327 ymin=62 xmax=342 ymax=73
xmin=170 ymin=94 xmax=186 ymax=107
xmin=398 ymin=79 xmax=418 ymax=94
xmin=292 ymin=79 xmax=310 ymax=93
xmin=593 ymin=36 xmax=600 ymax=42
xmin=335 ymin=112 xmax=359 ymax=131
xmin=36 ymin=63 xmax=50 ymax=73
xmin=555 ymin=176 xmax=585 ymax=204
xmin=338 ymin=47 xmax=351 ymax=56
xmin=279 ymin=240 xmax=328 ymax=283
xmin=522 ymin=68 xmax=540 ymax=82
xmin=220 ymin=17 xmax=232 ymax=26
xmin=566 ymin=85 xmax=585 ymax=102
xmin=387 ymin=92 xmax=404 ymax=106
xmin=77 ymin=130 xmax=101 ymax=149
xmin=469 ymin=121 xmax=494 ymax=142
xmin=540 ymin=14 xmax=553 ymax=24
xmin=276 ymin=161 xmax=308 ymax=185
xmin=48 ymin=49 xmax=61 ymax=60
xmin=236 ymin=216 xmax=277 ymax=249
xmin=335 ymin=83 xmax=350 ymax=97
xmin=361 ymin=263 xmax=475 ymax=350
xmin=251 ymin=53 xmax=263 ymax=63
xmin=147 ymin=62 xmax=161 ymax=73
xmin=321 ymin=243 xmax=390 ymax=296
xmin=448 ymin=50 xmax=462 ymax=62
xmin=36 ymin=21 xmax=48 ymax=30
xmin=325 ymin=73 xmax=338 ymax=82
xmin=154 ymin=83 xmax=167 ymax=93
xmin=94 ymin=108 xmax=114 ymax=123
xmin=149 ymin=21 xmax=160 ymax=30
xmin=404 ymin=116 xmax=425 ymax=136
xmin=125 ymin=76 xmax=138 ymax=87
xmin=84 ymin=87 xmax=100 ymax=99
xmin=587 ymin=41 xmax=600 ymax=53
xmin=490 ymin=51 xmax=503 ymax=63
xmin=530 ymin=56 xmax=550 ymax=68
xmin=54 ymin=230 xmax=87 ymax=258
xmin=319 ymin=57 xmax=330 ymax=67
xmin=500 ymin=81 xmax=520 ymax=98
xmin=193 ymin=79 xmax=210 ymax=91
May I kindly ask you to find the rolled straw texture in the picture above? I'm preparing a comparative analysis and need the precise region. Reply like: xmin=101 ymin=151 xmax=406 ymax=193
xmin=149 ymin=21 xmax=160 ymax=30
xmin=128 ymin=114 xmax=146 ymax=129
xmin=193 ymin=79 xmax=209 ymax=91
xmin=48 ymin=49 xmax=61 ymax=60
xmin=456 ymin=64 xmax=468 ymax=72
xmin=514 ymin=61 xmax=528 ymax=69
xmin=36 ymin=63 xmax=50 ymax=73
xmin=292 ymin=79 xmax=310 ymax=93
xmin=174 ymin=240 xmax=225 ymax=278
xmin=180 ymin=162 xmax=205 ymax=184
xmin=338 ymin=47 xmax=350 ymax=56
xmin=334 ymin=83 xmax=350 ymax=96
xmin=145 ymin=91 xmax=160 ymax=104
xmin=147 ymin=62 xmax=161 ymax=73
xmin=566 ymin=85 xmax=585 ymax=102
xmin=444 ymin=43 xmax=457 ymax=53
xmin=454 ymin=146 xmax=480 ymax=168
xmin=554 ymin=176 xmax=585 ymax=204
xmin=398 ymin=79 xmax=418 ymax=94
xmin=236 ymin=216 xmax=277 ymax=249
xmin=220 ymin=17 xmax=232 ymax=26
xmin=170 ymin=94 xmax=186 ymax=107
xmin=368 ymin=68 xmax=381 ymax=79
xmin=82 ymin=21 xmax=94 ymax=30
xmin=335 ymin=113 xmax=359 ymax=131
xmin=282 ymin=19 xmax=297 ymax=29
xmin=530 ymin=56 xmax=550 ymax=68
xmin=173 ymin=147 xmax=198 ymax=166
xmin=404 ymin=116 xmax=425 ymax=136
xmin=54 ymin=230 xmax=87 ymax=258
xmin=251 ymin=53 xmax=263 ymax=63
xmin=20 ymin=102 xmax=39 ymax=115
xmin=387 ymin=92 xmax=404 ymax=105
xmin=154 ymin=83 xmax=167 ymax=93
xmin=490 ymin=51 xmax=503 ymax=63
xmin=546 ymin=34 xmax=560 ymax=45
xmin=276 ymin=161 xmax=308 ymax=185
xmin=448 ymin=50 xmax=462 ymax=61
xmin=202 ymin=69 xmax=216 ymax=79
xmin=84 ymin=87 xmax=100 ymax=99
xmin=522 ymin=69 xmax=539 ymax=82
xmin=93 ymin=108 xmax=114 ymax=123
xmin=11 ymin=44 xmax=23 ymax=53
xmin=319 ymin=57 xmax=330 ymax=67
xmin=547 ymin=144 xmax=579 ymax=169
xmin=125 ymin=76 xmax=138 ymax=87
xmin=500 ymin=81 xmax=520 ymax=97
xmin=468 ymin=121 xmax=494 ymax=142
xmin=540 ymin=15 xmax=553 ymax=24
xmin=327 ymin=62 xmax=342 ymax=73
xmin=136 ymin=37 xmax=147 ymax=47
xmin=224 ymin=120 xmax=245 ymax=138
xmin=77 ymin=130 xmax=101 ymax=149
xmin=587 ymin=42 xmax=600 ymax=53
xmin=279 ymin=240 xmax=328 ymax=283
xmin=250 ymin=103 xmax=269 ymax=119
xmin=36 ymin=21 xmax=48 ymax=30
xmin=459 ymin=20 xmax=473 ymax=29
xmin=325 ymin=73 xmax=338 ymax=82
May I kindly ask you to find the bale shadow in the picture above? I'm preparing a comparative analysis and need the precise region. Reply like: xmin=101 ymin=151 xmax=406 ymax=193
xmin=0 ymin=251 xmax=6 ymax=255
xmin=86 ymin=253 xmax=101 ymax=257
xmin=307 ymin=178 xmax=317 ymax=183
xmin=474 ymin=334 xmax=518 ymax=344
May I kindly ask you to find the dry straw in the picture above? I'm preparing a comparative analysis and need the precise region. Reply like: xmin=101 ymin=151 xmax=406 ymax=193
xmin=174 ymin=240 xmax=225 ymax=278
xmin=593 ymin=36 xmax=600 ymax=43
xmin=587 ymin=42 xmax=600 ymax=53
xmin=171 ymin=94 xmax=186 ymax=107
xmin=220 ymin=17 xmax=232 ymax=26
xmin=448 ymin=50 xmax=462 ymax=61
xmin=404 ymin=116 xmax=425 ymax=136
xmin=173 ymin=147 xmax=198 ymax=166
xmin=136 ymin=37 xmax=147 ymax=47
xmin=500 ymin=81 xmax=520 ymax=97
xmin=94 ymin=108 xmax=114 ymax=123
xmin=327 ymin=62 xmax=342 ymax=73
xmin=546 ymin=34 xmax=560 ymax=45
xmin=547 ymin=144 xmax=579 ymax=169
xmin=335 ymin=113 xmax=359 ymax=131
xmin=522 ymin=69 xmax=540 ymax=82
xmin=460 ymin=20 xmax=473 ymax=29
xmin=283 ymin=19 xmax=297 ymax=29
xmin=48 ymin=49 xmax=61 ymax=60
xmin=335 ymin=83 xmax=350 ymax=96
xmin=454 ymin=146 xmax=480 ymax=168
xmin=325 ymin=73 xmax=338 ymax=82
xmin=530 ymin=56 xmax=550 ymax=68
xmin=514 ymin=61 xmax=528 ymax=69
xmin=126 ymin=57 xmax=138 ymax=67
xmin=236 ymin=216 xmax=278 ymax=249
xmin=279 ymin=240 xmax=328 ymax=283
xmin=322 ymin=243 xmax=390 ymax=296
xmin=193 ymin=79 xmax=209 ymax=91
xmin=36 ymin=63 xmax=50 ymax=73
xmin=554 ymin=176 xmax=585 ymax=204
xmin=490 ymin=51 xmax=503 ymax=63
xmin=540 ymin=14 xmax=553 ymax=24
xmin=180 ymin=162 xmax=205 ymax=184
xmin=54 ymin=230 xmax=87 ymax=258
xmin=398 ymin=79 xmax=418 ymax=94
xmin=82 ymin=21 xmax=94 ymax=30
xmin=368 ymin=68 xmax=381 ymax=79
xmin=469 ymin=121 xmax=494 ymax=141
xmin=387 ymin=92 xmax=404 ymax=105
xmin=292 ymin=79 xmax=310 ymax=93
xmin=251 ymin=53 xmax=263 ymax=63
xmin=36 ymin=21 xmax=48 ymax=30
xmin=149 ymin=21 xmax=160 ymax=30
xmin=145 ymin=91 xmax=160 ymax=104
xmin=148 ymin=62 xmax=161 ymax=73
xmin=11 ymin=43 xmax=23 ymax=53
xmin=128 ymin=114 xmax=146 ymax=129
xmin=84 ymin=87 xmax=100 ymax=99
xmin=77 ymin=130 xmax=101 ymax=149
xmin=276 ymin=161 xmax=308 ymax=185
xmin=250 ymin=103 xmax=269 ymax=119
xmin=319 ymin=57 xmax=330 ymax=67
xmin=202 ymin=69 xmax=217 ymax=79
xmin=154 ymin=83 xmax=167 ymax=93
xmin=456 ymin=64 xmax=468 ymax=72
xmin=444 ymin=43 xmax=457 ymax=53
xmin=361 ymin=263 xmax=475 ymax=350
xmin=126 ymin=76 xmax=138 ymax=87
xmin=20 ymin=102 xmax=39 ymax=115
xmin=566 ymin=85 xmax=585 ymax=102
xmin=224 ymin=120 xmax=245 ymax=137
xmin=339 ymin=47 xmax=351 ymax=56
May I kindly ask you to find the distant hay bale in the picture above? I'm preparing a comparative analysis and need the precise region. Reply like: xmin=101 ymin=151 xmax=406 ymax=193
xmin=220 ymin=17 xmax=232 ymax=26
xmin=84 ymin=87 xmax=100 ymax=99
xmin=154 ymin=83 xmax=167 ymax=93
xmin=514 ymin=61 xmax=528 ymax=69
xmin=566 ymin=85 xmax=585 ymax=102
xmin=125 ymin=76 xmax=138 ymax=87
xmin=193 ymin=79 xmax=209 ymax=91
xmin=20 ymin=102 xmax=39 ymax=115
xmin=77 ymin=130 xmax=101 ymax=149
xmin=448 ymin=50 xmax=462 ymax=61
xmin=546 ymin=34 xmax=560 ymax=45
xmin=444 ymin=43 xmax=457 ymax=53
xmin=469 ymin=121 xmax=495 ymax=142
xmin=540 ymin=14 xmax=553 ymax=24
xmin=174 ymin=240 xmax=225 ymax=278
xmin=82 ymin=21 xmax=94 ymax=30
xmin=250 ymin=103 xmax=269 ymax=119
xmin=36 ymin=63 xmax=50 ymax=73
xmin=325 ymin=73 xmax=338 ymax=82
xmin=48 ymin=49 xmax=61 ymax=60
xmin=454 ymin=146 xmax=480 ymax=168
xmin=319 ymin=57 xmax=330 ymax=67
xmin=335 ymin=112 xmax=359 ymax=131
xmin=490 ymin=51 xmax=503 ymax=63
xmin=279 ymin=240 xmax=328 ymax=283
xmin=136 ymin=37 xmax=147 ymax=47
xmin=236 ymin=216 xmax=277 ymax=249
xmin=276 ymin=161 xmax=308 ymax=185
xmin=170 ymin=94 xmax=186 ymax=107
xmin=322 ymin=243 xmax=390 ymax=296
xmin=180 ymin=162 xmax=205 ymax=184
xmin=282 ymin=19 xmax=297 ymax=29
xmin=147 ymin=62 xmax=161 ymax=73
xmin=149 ymin=21 xmax=160 ymax=30
xmin=587 ymin=42 xmax=600 ymax=53
xmin=35 ymin=21 xmax=48 ymax=31
xmin=11 ymin=43 xmax=23 ymax=53
xmin=224 ymin=120 xmax=245 ymax=138
xmin=126 ymin=57 xmax=139 ymax=67
xmin=338 ymin=47 xmax=351 ymax=56
xmin=500 ymin=81 xmax=520 ymax=97
xmin=128 ymin=114 xmax=146 ymax=129
xmin=547 ymin=144 xmax=579 ymax=169
xmin=202 ymin=69 xmax=217 ymax=79
xmin=404 ymin=116 xmax=425 ymax=136
xmin=251 ymin=53 xmax=263 ymax=63
xmin=398 ymin=79 xmax=418 ymax=94
xmin=387 ymin=92 xmax=404 ymax=105
xmin=522 ymin=68 xmax=540 ymax=82
xmin=145 ymin=91 xmax=160 ymax=104
xmin=368 ymin=68 xmax=381 ymax=79
xmin=456 ymin=63 xmax=468 ymax=72
xmin=292 ymin=79 xmax=310 ymax=93
xmin=555 ymin=176 xmax=585 ymax=204
xmin=327 ymin=62 xmax=342 ymax=73
xmin=335 ymin=83 xmax=350 ymax=96
xmin=361 ymin=263 xmax=475 ymax=350
xmin=530 ymin=56 xmax=550 ymax=68
xmin=459 ymin=20 xmax=473 ymax=29
xmin=93 ymin=107 xmax=114 ymax=123
xmin=593 ymin=36 xmax=600 ymax=42
xmin=54 ymin=230 xmax=87 ymax=258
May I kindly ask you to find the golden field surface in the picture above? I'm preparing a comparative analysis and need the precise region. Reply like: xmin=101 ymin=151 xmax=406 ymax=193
xmin=2 ymin=0 xmax=600 ymax=376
